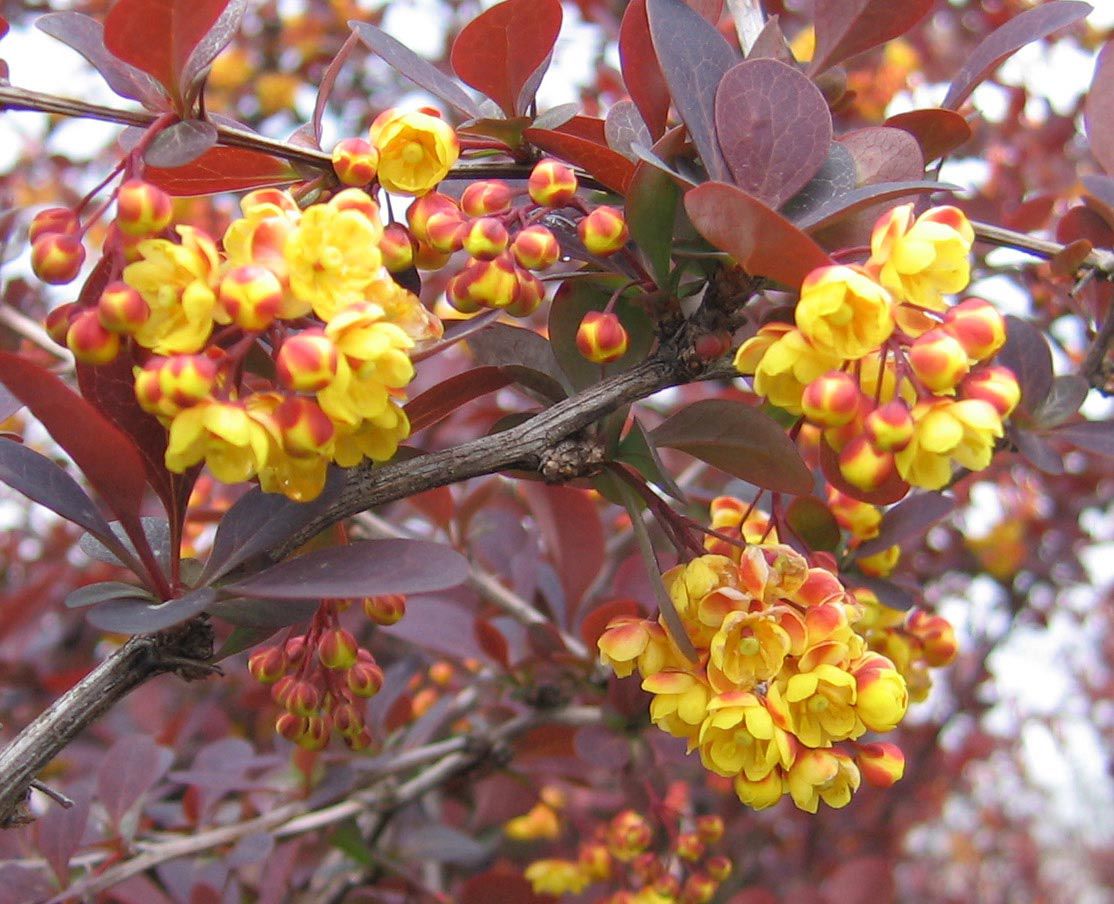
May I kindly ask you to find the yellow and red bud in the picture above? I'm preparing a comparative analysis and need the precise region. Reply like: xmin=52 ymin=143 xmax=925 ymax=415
xmin=344 ymin=727 xmax=374 ymax=751
xmin=219 ymin=265 xmax=283 ymax=331
xmin=284 ymin=678 xmax=321 ymax=716
xmin=275 ymin=712 xmax=308 ymax=743
xmin=406 ymin=192 xmax=461 ymax=244
xmin=425 ymin=210 xmax=466 ymax=254
xmin=802 ymin=370 xmax=861 ymax=427
xmin=838 ymin=436 xmax=896 ymax=491
xmin=906 ymin=610 xmax=958 ymax=666
xmin=576 ymin=310 xmax=629 ymax=364
xmin=276 ymin=331 xmax=339 ymax=393
xmin=444 ymin=273 xmax=485 ymax=314
xmin=284 ymin=635 xmax=307 ymax=663
xmin=511 ymin=224 xmax=560 ymax=270
xmin=329 ymin=187 xmax=380 ymax=222
xmin=362 ymin=593 xmax=406 ymax=625
xmin=66 ymin=309 xmax=121 ymax=365
xmin=379 ymin=223 xmax=416 ymax=272
xmin=908 ymin=328 xmax=970 ymax=393
xmin=332 ymin=701 xmax=366 ymax=738
xmin=578 ymin=205 xmax=629 ymax=256
xmin=461 ymin=180 xmax=513 ymax=217
xmin=331 ymin=137 xmax=379 ymax=186
xmin=412 ymin=239 xmax=451 ymax=271
xmin=705 ymin=855 xmax=732 ymax=882
xmin=29 ymin=207 xmax=78 ymax=243
xmin=959 ymin=365 xmax=1020 ymax=418
xmin=528 ymin=159 xmax=578 ymax=207
xmin=864 ymin=400 xmax=915 ymax=451
xmin=653 ymin=875 xmax=681 ymax=899
xmin=248 ymin=645 xmax=288 ymax=684
xmin=943 ymin=297 xmax=1006 ymax=361
xmin=857 ymin=543 xmax=900 ymax=577
xmin=504 ymin=268 xmax=545 ymax=318
xmin=115 ymin=179 xmax=173 ymax=237
xmin=97 ymin=281 xmax=150 ymax=333
xmin=449 ymin=254 xmax=521 ymax=309
xmin=274 ymin=395 xmax=335 ymax=456
xmin=608 ymin=810 xmax=653 ymax=861
xmin=578 ymin=842 xmax=612 ymax=881
xmin=681 ymin=873 xmax=718 ymax=904
xmin=105 ymin=222 xmax=146 ymax=263
xmin=675 ymin=831 xmax=705 ymax=861
xmin=44 ymin=303 xmax=80 ymax=347
xmin=855 ymin=742 xmax=906 ymax=787
xmin=695 ymin=814 xmax=724 ymax=844
xmin=297 ymin=714 xmax=331 ymax=750
xmin=346 ymin=659 xmax=385 ymax=697
xmin=461 ymin=217 xmax=510 ymax=260
xmin=31 ymin=233 xmax=86 ymax=284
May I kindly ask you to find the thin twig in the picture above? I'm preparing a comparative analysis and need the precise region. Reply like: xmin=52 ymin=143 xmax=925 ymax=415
xmin=972 ymin=219 xmax=1114 ymax=277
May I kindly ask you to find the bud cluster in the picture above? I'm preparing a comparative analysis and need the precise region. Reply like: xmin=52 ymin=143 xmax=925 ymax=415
xmin=735 ymin=204 xmax=1020 ymax=496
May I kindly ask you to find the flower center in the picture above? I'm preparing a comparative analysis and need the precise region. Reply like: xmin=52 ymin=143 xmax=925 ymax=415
xmin=738 ymin=636 xmax=761 ymax=657
xmin=807 ymin=695 xmax=829 ymax=714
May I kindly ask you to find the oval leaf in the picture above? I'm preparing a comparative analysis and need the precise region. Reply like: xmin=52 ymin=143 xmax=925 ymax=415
xmin=523 ymin=127 xmax=635 ymax=195
xmin=405 ymin=367 xmax=517 ymax=434
xmin=785 ymin=496 xmax=842 ymax=552
xmin=1033 ymin=375 xmax=1089 ymax=429
xmin=619 ymin=0 xmax=670 ymax=139
xmin=222 ymin=539 xmax=469 ymax=600
xmin=797 ymin=180 xmax=956 ymax=234
xmin=838 ymin=127 xmax=925 ymax=185
xmin=884 ymin=108 xmax=972 ymax=163
xmin=651 ymin=399 xmax=812 ymax=494
xmin=997 ymin=315 xmax=1053 ymax=415
xmin=144 ymin=119 xmax=219 ymax=168
xmin=855 ymin=492 xmax=955 ymax=558
xmin=605 ymin=100 xmax=653 ymax=161
xmin=65 ymin=581 xmax=156 ymax=610
xmin=714 ymin=59 xmax=832 ymax=209
xmin=86 ymin=586 xmax=218 ymax=633
xmin=1051 ymin=419 xmax=1114 ymax=458
xmin=810 ymin=0 xmax=933 ymax=76
xmin=1085 ymin=39 xmax=1114 ymax=176
xmin=206 ymin=596 xmax=321 ymax=628
xmin=146 ymin=146 xmax=298 ymax=196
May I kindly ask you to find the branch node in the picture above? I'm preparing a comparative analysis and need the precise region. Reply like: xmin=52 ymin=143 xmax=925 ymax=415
xmin=539 ymin=436 xmax=607 ymax=483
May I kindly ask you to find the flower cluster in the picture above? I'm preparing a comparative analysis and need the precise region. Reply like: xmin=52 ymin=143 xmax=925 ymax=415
xmin=523 ymin=806 xmax=731 ymax=903
xmin=248 ymin=593 xmax=408 ymax=750
xmin=598 ymin=533 xmax=924 ymax=812
xmin=736 ymin=204 xmax=1020 ymax=495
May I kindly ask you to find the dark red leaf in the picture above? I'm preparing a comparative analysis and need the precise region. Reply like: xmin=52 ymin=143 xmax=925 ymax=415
xmin=785 ymin=496 xmax=842 ymax=552
xmin=810 ymin=0 xmax=933 ymax=76
xmin=779 ymin=144 xmax=858 ymax=223
xmin=1057 ymin=204 xmax=1114 ymax=249
xmin=33 ymin=789 xmax=91 ymax=886
xmin=796 ymin=180 xmax=954 ymax=234
xmin=382 ymin=595 xmax=486 ymax=660
xmin=747 ymin=16 xmax=795 ymax=64
xmin=1051 ymin=419 xmax=1114 ymax=459
xmin=579 ymin=597 xmax=640 ymax=649
xmin=450 ymin=0 xmax=562 ymax=116
xmin=523 ymin=127 xmax=635 ymax=194
xmin=86 ymin=586 xmax=218 ymax=633
xmin=104 ymin=0 xmax=233 ymax=102
xmin=97 ymin=735 xmax=173 ymax=828
xmin=405 ymin=367 xmax=518 ymax=434
xmin=684 ymin=181 xmax=833 ymax=286
xmin=573 ymin=723 xmax=632 ymax=768
xmin=474 ymin=617 xmax=510 ymax=668
xmin=179 ymin=0 xmax=246 ymax=100
xmin=545 ymin=116 xmax=607 ymax=145
xmin=839 ymin=127 xmax=924 ymax=184
xmin=350 ymin=21 xmax=481 ymax=119
xmin=146 ymin=146 xmax=298 ymax=196
xmin=466 ymin=322 xmax=567 ymax=394
xmin=687 ymin=0 xmax=723 ymax=21
xmin=1086 ymin=40 xmax=1114 ymax=175
xmin=223 ymin=539 xmax=469 ymax=600
xmin=884 ymin=108 xmax=973 ymax=162
xmin=1082 ymin=174 xmax=1114 ymax=229
xmin=714 ymin=59 xmax=832 ymax=208
xmin=647 ymin=0 xmax=738 ymax=183
xmin=520 ymin=484 xmax=605 ymax=618
xmin=619 ymin=0 xmax=670 ymax=139
xmin=459 ymin=869 xmax=553 ymax=904
xmin=206 ymin=596 xmax=320 ymax=628
xmin=144 ymin=119 xmax=218 ymax=168
xmin=997 ymin=315 xmax=1054 ymax=415
xmin=651 ymin=399 xmax=813 ymax=494
xmin=856 ymin=492 xmax=955 ymax=557
xmin=942 ymin=2 xmax=1092 ymax=111
xmin=819 ymin=436 xmax=910 ymax=505
xmin=1013 ymin=426 xmax=1065 ymax=475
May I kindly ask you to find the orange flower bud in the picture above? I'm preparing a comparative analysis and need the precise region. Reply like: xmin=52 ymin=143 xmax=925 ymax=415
xmin=275 ymin=712 xmax=308 ymax=743
xmin=681 ymin=873 xmax=718 ymax=904
xmin=461 ymin=217 xmax=510 ymax=260
xmin=908 ymin=328 xmax=970 ymax=393
xmin=284 ymin=635 xmax=307 ymax=663
xmin=445 ymin=274 xmax=484 ymax=314
xmin=528 ymin=159 xmax=578 ymax=207
xmin=219 ymin=264 xmax=283 ymax=331
xmin=412 ymin=239 xmax=451 ymax=271
xmin=248 ymin=646 xmax=288 ymax=684
xmin=505 ymin=268 xmax=545 ymax=318
xmin=97 ymin=281 xmax=150 ymax=333
xmin=675 ymin=831 xmax=705 ymax=861
xmin=406 ymin=192 xmax=460 ymax=243
xmin=511 ymin=224 xmax=560 ymax=270
xmin=695 ymin=814 xmax=724 ymax=844
xmin=32 ymin=233 xmax=85 ymax=284
xmin=297 ymin=714 xmax=331 ymax=750
xmin=273 ymin=395 xmax=335 ymax=456
xmin=906 ymin=610 xmax=958 ymax=666
xmin=705 ymin=855 xmax=732 ymax=882
xmin=332 ymin=701 xmax=366 ymax=738
xmin=115 ymin=179 xmax=173 ymax=236
xmin=802 ymin=370 xmax=861 ymax=427
xmin=329 ymin=187 xmax=381 ymax=222
xmin=576 ymin=310 xmax=629 ymax=363
xmin=855 ymin=741 xmax=905 ymax=787
xmin=943 ymin=297 xmax=1006 ymax=361
xmin=608 ymin=810 xmax=652 ymax=861
xmin=838 ymin=435 xmax=895 ymax=491
xmin=29 ymin=207 xmax=78 ymax=243
xmin=448 ymin=254 xmax=521 ymax=309
xmin=578 ymin=205 xmax=629 ymax=256
xmin=66 ymin=309 xmax=120 ymax=365
xmin=276 ymin=330 xmax=339 ymax=393
xmin=857 ymin=543 xmax=900 ymax=577
xmin=461 ymin=179 xmax=513 ymax=216
xmin=379 ymin=223 xmax=416 ymax=272
xmin=864 ymin=400 xmax=914 ymax=451
xmin=44 ymin=303 xmax=80 ymax=347
xmin=362 ymin=593 xmax=406 ymax=625
xmin=959 ymin=365 xmax=1020 ymax=417
xmin=332 ymin=137 xmax=379 ymax=186
xmin=347 ymin=658 xmax=384 ymax=697
xmin=344 ymin=727 xmax=374 ymax=751
xmin=284 ymin=678 xmax=321 ymax=716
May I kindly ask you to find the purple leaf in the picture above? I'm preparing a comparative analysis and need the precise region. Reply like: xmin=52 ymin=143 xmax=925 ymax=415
xmin=810 ymin=0 xmax=933 ymax=76
xmin=226 ymin=833 xmax=275 ymax=868
xmin=1082 ymin=174 xmax=1114 ymax=227
xmin=1033 ymin=375 xmax=1090 ymax=428
xmin=312 ymin=34 xmax=358 ymax=146
xmin=222 ymin=539 xmax=469 ymax=600
xmin=521 ymin=484 xmax=605 ymax=619
xmin=206 ymin=596 xmax=320 ymax=628
xmin=396 ymin=824 xmax=493 ymax=867
xmin=144 ymin=119 xmax=219 ymax=168
xmin=382 ymin=595 xmax=485 ymax=660
xmin=466 ymin=322 xmax=567 ymax=393
xmin=839 ymin=126 xmax=925 ymax=184
xmin=785 ymin=496 xmax=841 ymax=552
xmin=796 ymin=180 xmax=955 ymax=233
xmin=647 ymin=0 xmax=739 ymax=182
xmin=605 ymin=99 xmax=652 ymax=160
xmin=1013 ymin=427 xmax=1065 ymax=475
xmin=746 ymin=16 xmax=795 ymax=64
xmin=85 ymin=586 xmax=218 ymax=634
xmin=32 ymin=787 xmax=91 ymax=887
xmin=849 ymin=575 xmax=918 ymax=611
xmin=651 ymin=399 xmax=813 ymax=494
xmin=65 ymin=581 xmax=155 ymax=609
xmin=714 ymin=59 xmax=832 ymax=208
xmin=350 ymin=21 xmax=481 ymax=118
xmin=884 ymin=108 xmax=973 ymax=162
xmin=779 ymin=143 xmax=857 ymax=222
xmin=943 ymin=2 xmax=1093 ymax=111
xmin=855 ymin=492 xmax=955 ymax=558
xmin=1086 ymin=40 xmax=1114 ymax=175
xmin=96 ymin=735 xmax=174 ymax=829
xmin=0 ymin=385 xmax=19 ymax=422
xmin=1052 ymin=419 xmax=1114 ymax=458
xmin=36 ymin=12 xmax=166 ymax=108
xmin=180 ymin=0 xmax=247 ymax=100
xmin=997 ymin=315 xmax=1054 ymax=414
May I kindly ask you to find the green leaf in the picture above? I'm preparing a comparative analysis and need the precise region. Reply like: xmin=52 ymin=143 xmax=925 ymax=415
xmin=616 ymin=417 xmax=686 ymax=502
xmin=625 ymin=163 xmax=679 ymax=286
xmin=785 ymin=496 xmax=842 ymax=552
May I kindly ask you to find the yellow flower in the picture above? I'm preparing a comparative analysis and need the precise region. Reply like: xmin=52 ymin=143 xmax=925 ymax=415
xmin=324 ymin=302 xmax=414 ymax=384
xmin=165 ymin=398 xmax=271 ymax=483
xmin=894 ymin=398 xmax=1003 ymax=490
xmin=641 ymin=669 xmax=713 ymax=746
xmin=504 ymin=802 xmax=561 ymax=841
xmin=661 ymin=555 xmax=740 ymax=643
xmin=768 ymin=664 xmax=862 ymax=748
xmin=708 ymin=610 xmax=790 ymax=689
xmin=524 ymin=859 xmax=591 ymax=896
xmin=786 ymin=748 xmax=860 ymax=813
xmin=370 ymin=108 xmax=460 ymax=196
xmin=124 ymin=226 xmax=221 ymax=354
xmin=598 ymin=616 xmax=684 ymax=679
xmin=331 ymin=403 xmax=410 ymax=468
xmin=222 ymin=189 xmax=306 ymax=318
xmin=366 ymin=277 xmax=443 ymax=342
xmin=697 ymin=691 xmax=793 ymax=779
xmin=736 ymin=325 xmax=843 ymax=415
xmin=734 ymin=769 xmax=786 ymax=810
xmin=869 ymin=203 xmax=974 ymax=310
xmin=795 ymin=265 xmax=894 ymax=360
xmin=852 ymin=652 xmax=908 ymax=732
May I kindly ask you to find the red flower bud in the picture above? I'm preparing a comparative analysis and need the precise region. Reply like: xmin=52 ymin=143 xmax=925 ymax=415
xmin=461 ymin=180 xmax=513 ymax=217
xmin=248 ymin=645 xmax=288 ymax=684
xmin=97 ymin=281 xmax=150 ymax=334
xmin=29 ymin=207 xmax=78 ymax=243
xmin=461 ymin=217 xmax=510 ymax=260
xmin=66 ymin=309 xmax=120 ymax=365
xmin=802 ymin=370 xmax=861 ymax=427
xmin=347 ymin=659 xmax=384 ymax=698
xmin=510 ymin=225 xmax=560 ymax=270
xmin=362 ymin=593 xmax=406 ymax=626
xmin=528 ymin=159 xmax=578 ymax=207
xmin=380 ymin=223 xmax=416 ymax=272
xmin=317 ymin=627 xmax=359 ymax=670
xmin=276 ymin=330 xmax=339 ymax=393
xmin=576 ymin=310 xmax=629 ymax=364
xmin=219 ymin=264 xmax=283 ymax=331
xmin=116 ymin=179 xmax=173 ymax=237
xmin=578 ymin=206 xmax=629 ymax=256
xmin=332 ymin=137 xmax=379 ymax=186
xmin=32 ymin=233 xmax=85 ymax=285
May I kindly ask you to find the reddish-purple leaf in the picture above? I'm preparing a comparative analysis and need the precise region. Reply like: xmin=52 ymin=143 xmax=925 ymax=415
xmin=579 ymin=597 xmax=641 ymax=649
xmin=714 ymin=59 xmax=831 ymax=208
xmin=605 ymin=100 xmax=652 ymax=160
xmin=459 ymin=870 xmax=553 ymax=904
xmin=779 ymin=143 xmax=857 ymax=223
xmin=884 ymin=109 xmax=972 ymax=162
xmin=838 ymin=127 xmax=925 ymax=185
xmin=206 ymin=596 xmax=320 ymax=628
xmin=1086 ymin=40 xmax=1114 ymax=174
xmin=684 ymin=181 xmax=833 ymax=286
xmin=350 ymin=21 xmax=481 ymax=119
xmin=86 ymin=586 xmax=217 ymax=633
xmin=65 ymin=582 xmax=155 ymax=609
xmin=1058 ymin=204 xmax=1114 ymax=249
xmin=223 ymin=539 xmax=469 ymax=600
xmin=146 ymin=146 xmax=298 ymax=196
xmin=310 ymin=32 xmax=357 ymax=146
xmin=523 ymin=127 xmax=635 ymax=194
xmin=942 ymin=2 xmax=1092 ymax=111
xmin=574 ymin=724 xmax=632 ymax=769
xmin=36 ymin=12 xmax=167 ymax=108
xmin=32 ymin=788 xmax=91 ymax=887
xmin=747 ymin=16 xmax=795 ymax=64
xmin=1033 ymin=375 xmax=1090 ymax=429
xmin=687 ymin=0 xmax=723 ymax=21
xmin=521 ymin=484 xmax=605 ymax=617
xmin=651 ymin=399 xmax=813 ymax=494
xmin=179 ymin=0 xmax=246 ymax=100
xmin=96 ymin=735 xmax=174 ymax=829
xmin=1051 ymin=419 xmax=1114 ymax=458
xmin=647 ymin=0 xmax=738 ymax=183
xmin=997 ymin=315 xmax=1054 ymax=415
xmin=466 ymin=322 xmax=567 ymax=394
xmin=810 ymin=0 xmax=933 ymax=76
xmin=104 ymin=0 xmax=233 ymax=102
xmin=856 ymin=492 xmax=955 ymax=557
xmin=785 ymin=496 xmax=841 ymax=552
xmin=797 ymin=180 xmax=954 ymax=234
xmin=144 ymin=119 xmax=218 ymax=168
xmin=406 ymin=367 xmax=517 ymax=434
xmin=474 ymin=617 xmax=510 ymax=668
xmin=619 ymin=0 xmax=670 ymax=140
xmin=1013 ymin=426 xmax=1065 ymax=475
xmin=382 ymin=594 xmax=485 ymax=660
xmin=450 ymin=0 xmax=562 ymax=116
xmin=1082 ymin=174 xmax=1114 ymax=229
xmin=849 ymin=575 xmax=917 ymax=611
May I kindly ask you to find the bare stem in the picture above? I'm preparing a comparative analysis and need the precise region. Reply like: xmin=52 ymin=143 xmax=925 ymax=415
xmin=972 ymin=219 xmax=1114 ymax=276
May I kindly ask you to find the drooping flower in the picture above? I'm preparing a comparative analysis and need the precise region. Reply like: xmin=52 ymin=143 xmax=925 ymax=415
xmin=795 ymin=265 xmax=895 ymax=360
xmin=370 ymin=108 xmax=459 ymax=196
xmin=869 ymin=203 xmax=974 ymax=310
